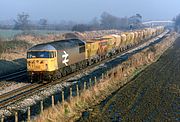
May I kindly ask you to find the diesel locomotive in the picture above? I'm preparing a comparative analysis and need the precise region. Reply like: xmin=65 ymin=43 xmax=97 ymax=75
xmin=27 ymin=26 xmax=164 ymax=82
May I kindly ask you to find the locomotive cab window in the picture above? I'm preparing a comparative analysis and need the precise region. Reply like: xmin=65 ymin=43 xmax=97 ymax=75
xmin=50 ymin=52 xmax=54 ymax=58
xmin=27 ymin=51 xmax=56 ymax=58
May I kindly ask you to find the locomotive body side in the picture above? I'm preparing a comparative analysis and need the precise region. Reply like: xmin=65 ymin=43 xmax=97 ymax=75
xmin=51 ymin=39 xmax=86 ymax=68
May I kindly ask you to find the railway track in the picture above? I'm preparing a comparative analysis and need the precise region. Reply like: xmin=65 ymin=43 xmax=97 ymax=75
xmin=0 ymin=83 xmax=42 ymax=109
xmin=0 ymin=31 xmax=169 ymax=110
xmin=0 ymin=69 xmax=27 ymax=81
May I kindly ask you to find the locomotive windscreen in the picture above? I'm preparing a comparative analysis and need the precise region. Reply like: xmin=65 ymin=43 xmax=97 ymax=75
xmin=27 ymin=51 xmax=55 ymax=58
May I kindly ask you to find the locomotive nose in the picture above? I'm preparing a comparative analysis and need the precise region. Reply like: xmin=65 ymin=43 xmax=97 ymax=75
xmin=27 ymin=60 xmax=48 ymax=71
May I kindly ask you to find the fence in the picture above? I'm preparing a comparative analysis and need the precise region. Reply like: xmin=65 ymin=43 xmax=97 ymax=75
xmin=0 ymin=71 xmax=111 ymax=122
xmin=1 ymin=61 xmax=136 ymax=122
xmin=0 ymin=53 xmax=148 ymax=122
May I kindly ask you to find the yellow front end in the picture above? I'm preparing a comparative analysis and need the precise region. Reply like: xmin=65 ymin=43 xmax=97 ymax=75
xmin=27 ymin=51 xmax=58 ymax=81
xmin=27 ymin=58 xmax=58 ymax=72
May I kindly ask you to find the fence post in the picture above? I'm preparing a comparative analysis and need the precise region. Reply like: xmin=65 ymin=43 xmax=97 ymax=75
xmin=62 ymin=91 xmax=64 ymax=103
xmin=89 ymin=78 xmax=92 ymax=87
xmin=70 ymin=87 xmax=72 ymax=100
xmin=94 ymin=76 xmax=97 ymax=85
xmin=1 ymin=115 xmax=4 ymax=122
xmin=15 ymin=111 xmax=18 ymax=122
xmin=52 ymin=95 xmax=54 ymax=108
xmin=84 ymin=81 xmax=86 ymax=91
xmin=113 ymin=69 xmax=116 ymax=78
xmin=76 ymin=84 xmax=79 ymax=96
xmin=102 ymin=73 xmax=104 ymax=80
xmin=40 ymin=101 xmax=43 ymax=113
xmin=106 ymin=71 xmax=109 ymax=78
xmin=27 ymin=107 xmax=30 ymax=122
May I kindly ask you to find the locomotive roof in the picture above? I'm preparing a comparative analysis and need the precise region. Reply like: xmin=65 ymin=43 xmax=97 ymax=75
xmin=28 ymin=38 xmax=85 ymax=51
xmin=28 ymin=44 xmax=56 ymax=51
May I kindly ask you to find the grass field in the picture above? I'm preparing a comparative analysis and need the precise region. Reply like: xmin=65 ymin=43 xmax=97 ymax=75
xmin=0 ymin=29 xmax=22 ymax=39
xmin=0 ymin=29 xmax=68 ymax=39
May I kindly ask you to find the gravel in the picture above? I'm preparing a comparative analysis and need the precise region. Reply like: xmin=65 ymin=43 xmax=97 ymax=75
xmin=0 ymin=81 xmax=30 ymax=96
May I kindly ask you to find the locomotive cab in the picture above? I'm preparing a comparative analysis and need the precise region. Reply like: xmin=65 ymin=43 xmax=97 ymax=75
xmin=27 ymin=45 xmax=58 ymax=81
xmin=27 ymin=50 xmax=58 ymax=72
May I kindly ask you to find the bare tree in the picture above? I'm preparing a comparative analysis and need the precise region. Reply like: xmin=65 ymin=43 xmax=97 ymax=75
xmin=100 ymin=12 xmax=118 ymax=29
xmin=89 ymin=17 xmax=100 ymax=30
xmin=38 ymin=19 xmax=48 ymax=29
xmin=14 ymin=12 xmax=30 ymax=30
xmin=100 ymin=12 xmax=129 ymax=30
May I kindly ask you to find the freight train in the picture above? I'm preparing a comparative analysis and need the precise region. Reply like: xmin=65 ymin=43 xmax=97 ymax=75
xmin=27 ymin=26 xmax=164 ymax=82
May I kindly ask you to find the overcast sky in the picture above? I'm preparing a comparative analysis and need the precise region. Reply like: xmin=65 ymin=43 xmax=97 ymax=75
xmin=0 ymin=0 xmax=180 ymax=23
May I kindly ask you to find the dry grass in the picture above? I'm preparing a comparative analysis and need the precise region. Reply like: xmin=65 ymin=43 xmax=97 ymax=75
xmin=0 ymin=39 xmax=32 ymax=60
xmin=34 ymin=33 xmax=177 ymax=122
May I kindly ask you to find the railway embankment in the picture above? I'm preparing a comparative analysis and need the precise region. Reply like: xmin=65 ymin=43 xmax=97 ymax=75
xmin=0 ymin=39 xmax=29 ymax=79
xmin=78 ymin=33 xmax=180 ymax=121
xmin=0 ymin=58 xmax=26 ymax=77
xmin=35 ymin=32 xmax=178 ymax=122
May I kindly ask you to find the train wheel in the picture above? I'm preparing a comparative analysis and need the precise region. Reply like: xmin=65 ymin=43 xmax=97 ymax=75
xmin=52 ymin=76 xmax=57 ymax=81
xmin=57 ymin=72 xmax=62 ymax=79
xmin=62 ymin=70 xmax=67 ymax=77
xmin=88 ymin=60 xmax=91 ymax=66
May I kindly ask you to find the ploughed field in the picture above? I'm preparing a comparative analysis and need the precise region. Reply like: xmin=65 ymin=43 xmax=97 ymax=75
xmin=78 ymin=37 xmax=180 ymax=121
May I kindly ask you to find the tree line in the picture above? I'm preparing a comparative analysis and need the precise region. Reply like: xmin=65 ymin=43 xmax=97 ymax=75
xmin=0 ymin=12 xmax=143 ymax=32
xmin=0 ymin=12 xmax=76 ymax=31
xmin=72 ymin=12 xmax=143 ymax=32
xmin=2 ymin=12 xmax=180 ymax=32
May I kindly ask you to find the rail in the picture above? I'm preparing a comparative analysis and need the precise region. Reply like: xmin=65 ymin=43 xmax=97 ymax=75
xmin=0 ymin=69 xmax=27 ymax=81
